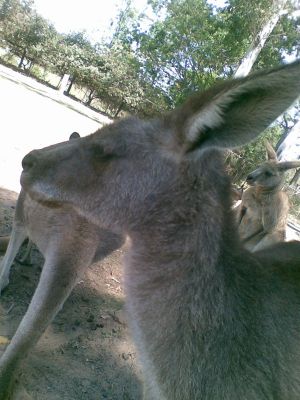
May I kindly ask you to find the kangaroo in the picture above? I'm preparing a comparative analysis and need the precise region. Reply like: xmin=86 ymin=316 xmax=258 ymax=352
xmin=0 ymin=134 xmax=124 ymax=399
xmin=14 ymin=61 xmax=300 ymax=399
xmin=237 ymin=141 xmax=300 ymax=251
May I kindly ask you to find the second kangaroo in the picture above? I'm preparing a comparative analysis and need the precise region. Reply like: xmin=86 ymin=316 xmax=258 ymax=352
xmin=238 ymin=141 xmax=300 ymax=251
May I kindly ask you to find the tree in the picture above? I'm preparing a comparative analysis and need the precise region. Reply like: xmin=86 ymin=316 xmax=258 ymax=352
xmin=226 ymin=0 xmax=299 ymax=182
xmin=234 ymin=0 xmax=288 ymax=77
xmin=123 ymin=0 xmax=299 ymax=109
xmin=82 ymin=42 xmax=164 ymax=116
xmin=0 ymin=0 xmax=55 ymax=70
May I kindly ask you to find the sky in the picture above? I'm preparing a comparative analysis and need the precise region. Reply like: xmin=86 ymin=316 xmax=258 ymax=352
xmin=33 ymin=0 xmax=228 ymax=43
xmin=33 ymin=0 xmax=151 ymax=42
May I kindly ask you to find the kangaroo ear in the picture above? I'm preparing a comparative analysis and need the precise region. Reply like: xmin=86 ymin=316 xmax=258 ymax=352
xmin=69 ymin=132 xmax=80 ymax=140
xmin=278 ymin=161 xmax=300 ymax=171
xmin=265 ymin=140 xmax=278 ymax=161
xmin=169 ymin=60 xmax=300 ymax=153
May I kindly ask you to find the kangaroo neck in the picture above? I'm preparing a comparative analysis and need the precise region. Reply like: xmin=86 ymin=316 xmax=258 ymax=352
xmin=127 ymin=149 xmax=236 ymax=284
xmin=128 ymin=187 xmax=233 ymax=280
xmin=255 ymin=184 xmax=282 ymax=197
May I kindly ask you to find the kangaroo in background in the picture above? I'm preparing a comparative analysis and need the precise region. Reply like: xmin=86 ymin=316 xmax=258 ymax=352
xmin=237 ymin=141 xmax=300 ymax=251
xmin=16 ymin=60 xmax=300 ymax=400
xmin=0 ymin=133 xmax=124 ymax=399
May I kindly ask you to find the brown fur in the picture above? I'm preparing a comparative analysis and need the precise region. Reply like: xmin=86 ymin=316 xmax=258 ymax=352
xmin=237 ymin=142 xmax=300 ymax=251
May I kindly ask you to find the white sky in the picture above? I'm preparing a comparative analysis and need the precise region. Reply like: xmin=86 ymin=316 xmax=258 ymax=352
xmin=33 ymin=0 xmax=150 ymax=42
xmin=33 ymin=0 xmax=228 ymax=43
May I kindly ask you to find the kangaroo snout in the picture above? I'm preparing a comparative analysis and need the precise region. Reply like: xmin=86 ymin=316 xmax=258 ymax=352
xmin=22 ymin=150 xmax=40 ymax=171
xmin=246 ymin=174 xmax=255 ymax=184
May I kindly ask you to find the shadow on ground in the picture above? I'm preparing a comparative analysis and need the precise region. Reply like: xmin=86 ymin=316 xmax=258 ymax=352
xmin=0 ymin=187 xmax=141 ymax=400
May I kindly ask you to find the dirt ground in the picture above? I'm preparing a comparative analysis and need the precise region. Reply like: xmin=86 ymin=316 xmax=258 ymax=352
xmin=0 ymin=187 xmax=142 ymax=400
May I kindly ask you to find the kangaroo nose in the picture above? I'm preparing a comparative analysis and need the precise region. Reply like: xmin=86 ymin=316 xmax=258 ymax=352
xmin=246 ymin=174 xmax=254 ymax=183
xmin=22 ymin=150 xmax=39 ymax=171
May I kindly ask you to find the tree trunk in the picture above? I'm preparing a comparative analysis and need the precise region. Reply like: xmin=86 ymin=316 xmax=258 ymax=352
xmin=234 ymin=0 xmax=288 ymax=78
xmin=114 ymin=101 xmax=124 ymax=118
xmin=290 ymin=169 xmax=300 ymax=186
xmin=18 ymin=49 xmax=27 ymax=69
xmin=277 ymin=119 xmax=300 ymax=161
xmin=58 ymin=74 xmax=70 ymax=94
xmin=65 ymin=77 xmax=75 ymax=94
xmin=84 ymin=89 xmax=95 ymax=106
xmin=233 ymin=0 xmax=299 ymax=165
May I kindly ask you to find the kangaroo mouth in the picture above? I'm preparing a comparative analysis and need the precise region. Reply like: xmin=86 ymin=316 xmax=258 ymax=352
xmin=20 ymin=169 xmax=39 ymax=196
xmin=20 ymin=171 xmax=64 ymax=208
xmin=246 ymin=181 xmax=255 ymax=187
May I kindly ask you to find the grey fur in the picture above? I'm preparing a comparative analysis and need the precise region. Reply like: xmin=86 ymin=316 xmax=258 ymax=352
xmin=0 ymin=135 xmax=124 ymax=399
xmin=15 ymin=61 xmax=300 ymax=399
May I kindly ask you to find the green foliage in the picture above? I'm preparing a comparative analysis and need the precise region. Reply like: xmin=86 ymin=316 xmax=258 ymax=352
xmin=124 ymin=0 xmax=299 ymax=107
xmin=84 ymin=42 xmax=145 ymax=113
xmin=0 ymin=0 xmax=298 ymax=122
xmin=0 ymin=0 xmax=50 ymax=68
xmin=132 ymin=0 xmax=228 ymax=106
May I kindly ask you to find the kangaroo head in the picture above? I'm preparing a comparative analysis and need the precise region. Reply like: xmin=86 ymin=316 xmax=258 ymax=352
xmin=246 ymin=141 xmax=300 ymax=190
xmin=21 ymin=61 xmax=300 ymax=232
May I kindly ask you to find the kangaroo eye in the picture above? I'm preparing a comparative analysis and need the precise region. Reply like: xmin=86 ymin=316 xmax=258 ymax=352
xmin=90 ymin=145 xmax=116 ymax=162
xmin=264 ymin=171 xmax=273 ymax=177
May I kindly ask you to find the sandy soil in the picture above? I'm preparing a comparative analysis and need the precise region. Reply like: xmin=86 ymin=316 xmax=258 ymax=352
xmin=0 ymin=187 xmax=142 ymax=399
